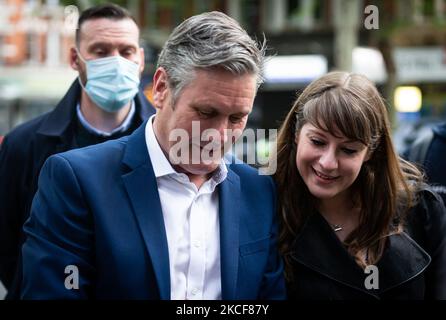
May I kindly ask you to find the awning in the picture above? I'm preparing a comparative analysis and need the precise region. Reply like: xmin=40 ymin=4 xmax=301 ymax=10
xmin=262 ymin=55 xmax=328 ymax=90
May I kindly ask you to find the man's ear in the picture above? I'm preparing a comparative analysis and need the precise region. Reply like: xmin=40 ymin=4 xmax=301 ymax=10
xmin=152 ymin=67 xmax=170 ymax=110
xmin=69 ymin=47 xmax=80 ymax=71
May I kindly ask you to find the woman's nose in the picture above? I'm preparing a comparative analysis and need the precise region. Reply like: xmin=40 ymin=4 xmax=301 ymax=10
xmin=318 ymin=149 xmax=338 ymax=171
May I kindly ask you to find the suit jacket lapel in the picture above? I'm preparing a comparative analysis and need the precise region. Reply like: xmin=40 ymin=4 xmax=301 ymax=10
xmin=121 ymin=123 xmax=171 ymax=299
xmin=218 ymin=168 xmax=241 ymax=300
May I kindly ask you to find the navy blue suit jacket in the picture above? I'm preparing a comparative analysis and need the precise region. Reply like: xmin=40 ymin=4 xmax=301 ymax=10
xmin=21 ymin=122 xmax=285 ymax=299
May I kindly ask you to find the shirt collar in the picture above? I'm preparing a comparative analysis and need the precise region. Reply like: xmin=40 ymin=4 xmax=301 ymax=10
xmin=145 ymin=115 xmax=177 ymax=178
xmin=210 ymin=159 xmax=228 ymax=186
xmin=76 ymin=100 xmax=136 ymax=137
xmin=145 ymin=114 xmax=228 ymax=185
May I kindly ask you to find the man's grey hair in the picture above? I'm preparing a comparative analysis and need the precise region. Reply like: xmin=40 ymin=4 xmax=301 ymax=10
xmin=157 ymin=11 xmax=266 ymax=104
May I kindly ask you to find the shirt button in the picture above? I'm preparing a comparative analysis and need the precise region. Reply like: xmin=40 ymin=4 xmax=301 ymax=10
xmin=191 ymin=288 xmax=199 ymax=295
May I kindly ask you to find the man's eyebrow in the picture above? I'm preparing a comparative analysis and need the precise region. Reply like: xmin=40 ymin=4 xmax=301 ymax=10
xmin=191 ymin=104 xmax=217 ymax=111
xmin=231 ymin=111 xmax=250 ymax=117
xmin=191 ymin=104 xmax=250 ymax=116
xmin=122 ymin=45 xmax=138 ymax=50
xmin=87 ymin=42 xmax=112 ymax=50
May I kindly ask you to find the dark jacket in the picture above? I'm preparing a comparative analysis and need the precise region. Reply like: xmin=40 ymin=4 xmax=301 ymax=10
xmin=403 ymin=122 xmax=446 ymax=205
xmin=287 ymin=188 xmax=446 ymax=300
xmin=0 ymin=80 xmax=154 ymax=299
xmin=420 ymin=123 xmax=446 ymax=204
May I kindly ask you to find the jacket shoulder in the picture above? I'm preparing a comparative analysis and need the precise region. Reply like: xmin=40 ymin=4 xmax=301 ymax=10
xmin=417 ymin=185 xmax=445 ymax=207
xmin=0 ymin=113 xmax=52 ymax=162
xmin=407 ymin=185 xmax=444 ymax=225
xmin=228 ymin=162 xmax=274 ymax=186
xmin=55 ymin=136 xmax=128 ymax=168
xmin=2 ymin=113 xmax=49 ymax=147
xmin=433 ymin=122 xmax=446 ymax=139
xmin=406 ymin=185 xmax=446 ymax=252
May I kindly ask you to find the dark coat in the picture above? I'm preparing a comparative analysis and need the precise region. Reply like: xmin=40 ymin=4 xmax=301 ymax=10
xmin=287 ymin=188 xmax=446 ymax=300
xmin=422 ymin=123 xmax=446 ymax=204
xmin=0 ymin=80 xmax=154 ymax=299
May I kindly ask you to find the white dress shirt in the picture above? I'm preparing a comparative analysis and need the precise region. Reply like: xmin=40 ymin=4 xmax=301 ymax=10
xmin=145 ymin=115 xmax=227 ymax=300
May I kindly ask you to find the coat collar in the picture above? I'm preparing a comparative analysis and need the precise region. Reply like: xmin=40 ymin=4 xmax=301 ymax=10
xmin=121 ymin=123 xmax=242 ymax=300
xmin=290 ymin=213 xmax=431 ymax=297
xmin=36 ymin=78 xmax=154 ymax=138
xmin=36 ymin=80 xmax=81 ymax=138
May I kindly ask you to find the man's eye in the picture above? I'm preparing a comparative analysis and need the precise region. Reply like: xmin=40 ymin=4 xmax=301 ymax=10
xmin=229 ymin=116 xmax=243 ymax=124
xmin=310 ymin=139 xmax=325 ymax=146
xmin=198 ymin=110 xmax=213 ymax=117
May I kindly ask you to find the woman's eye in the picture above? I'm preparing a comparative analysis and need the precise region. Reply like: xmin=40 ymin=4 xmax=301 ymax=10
xmin=311 ymin=139 xmax=325 ymax=146
xmin=342 ymin=148 xmax=357 ymax=155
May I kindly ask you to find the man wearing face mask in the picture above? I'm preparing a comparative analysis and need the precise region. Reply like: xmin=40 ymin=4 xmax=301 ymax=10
xmin=0 ymin=3 xmax=154 ymax=299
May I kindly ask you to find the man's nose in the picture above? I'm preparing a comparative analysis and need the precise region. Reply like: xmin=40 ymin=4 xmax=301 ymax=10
xmin=215 ymin=119 xmax=230 ymax=144
xmin=110 ymin=49 xmax=121 ymax=57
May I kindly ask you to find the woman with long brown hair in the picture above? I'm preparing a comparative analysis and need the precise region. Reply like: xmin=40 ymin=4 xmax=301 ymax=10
xmin=275 ymin=71 xmax=446 ymax=299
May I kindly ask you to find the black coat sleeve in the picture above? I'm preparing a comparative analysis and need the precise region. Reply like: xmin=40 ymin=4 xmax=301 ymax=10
xmin=0 ymin=135 xmax=24 ymax=289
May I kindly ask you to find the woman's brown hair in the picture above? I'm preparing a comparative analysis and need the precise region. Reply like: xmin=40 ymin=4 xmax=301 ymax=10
xmin=274 ymin=71 xmax=423 ymax=277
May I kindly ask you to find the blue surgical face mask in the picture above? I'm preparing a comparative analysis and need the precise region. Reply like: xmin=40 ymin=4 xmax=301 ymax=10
xmin=77 ymin=51 xmax=141 ymax=112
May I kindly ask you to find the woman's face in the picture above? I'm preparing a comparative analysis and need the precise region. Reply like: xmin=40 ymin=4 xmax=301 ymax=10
xmin=295 ymin=123 xmax=370 ymax=203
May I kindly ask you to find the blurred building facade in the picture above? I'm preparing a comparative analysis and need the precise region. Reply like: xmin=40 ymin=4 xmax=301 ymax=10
xmin=129 ymin=0 xmax=446 ymax=129
xmin=1 ymin=0 xmax=446 ymax=135
xmin=0 ymin=0 xmax=74 ymax=66
xmin=0 ymin=0 xmax=77 ymax=134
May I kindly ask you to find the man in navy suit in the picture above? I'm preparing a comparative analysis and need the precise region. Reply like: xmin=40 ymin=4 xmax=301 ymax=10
xmin=21 ymin=11 xmax=285 ymax=299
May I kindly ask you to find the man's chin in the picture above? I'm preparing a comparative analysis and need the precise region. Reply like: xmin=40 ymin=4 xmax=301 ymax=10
xmin=177 ymin=162 xmax=220 ymax=177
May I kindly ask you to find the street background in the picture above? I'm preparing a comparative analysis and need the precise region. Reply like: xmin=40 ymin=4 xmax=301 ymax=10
xmin=1 ymin=0 xmax=446 ymax=298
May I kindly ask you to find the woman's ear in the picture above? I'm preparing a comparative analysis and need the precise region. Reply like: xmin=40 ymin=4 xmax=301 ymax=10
xmin=294 ymin=128 xmax=301 ymax=146
xmin=364 ymin=149 xmax=372 ymax=162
